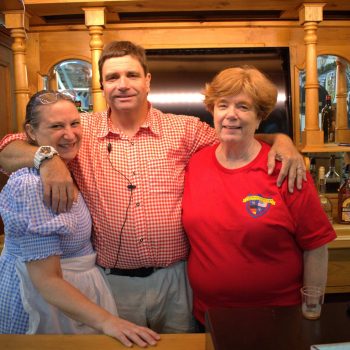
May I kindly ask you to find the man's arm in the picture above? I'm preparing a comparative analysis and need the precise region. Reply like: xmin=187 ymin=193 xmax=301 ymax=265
xmin=0 ymin=140 xmax=75 ymax=212
xmin=0 ymin=140 xmax=37 ymax=173
xmin=256 ymin=133 xmax=307 ymax=193
xmin=192 ymin=119 xmax=305 ymax=193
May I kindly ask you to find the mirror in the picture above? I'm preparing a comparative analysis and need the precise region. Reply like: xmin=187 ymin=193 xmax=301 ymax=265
xmin=299 ymin=55 xmax=350 ymax=139
xmin=49 ymin=59 xmax=92 ymax=111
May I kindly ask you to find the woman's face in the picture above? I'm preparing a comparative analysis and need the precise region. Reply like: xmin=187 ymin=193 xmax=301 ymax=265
xmin=213 ymin=92 xmax=260 ymax=144
xmin=26 ymin=99 xmax=82 ymax=162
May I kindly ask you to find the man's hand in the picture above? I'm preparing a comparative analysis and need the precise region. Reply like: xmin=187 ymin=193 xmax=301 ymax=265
xmin=40 ymin=156 xmax=76 ymax=213
xmin=267 ymin=134 xmax=306 ymax=193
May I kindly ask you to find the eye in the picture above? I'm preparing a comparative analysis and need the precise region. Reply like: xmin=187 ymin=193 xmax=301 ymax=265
xmin=237 ymin=103 xmax=250 ymax=111
xmin=51 ymin=124 xmax=63 ymax=129
xmin=71 ymin=121 xmax=81 ymax=127
xmin=127 ymin=72 xmax=141 ymax=78
xmin=105 ymin=74 xmax=119 ymax=82
xmin=217 ymin=102 xmax=228 ymax=109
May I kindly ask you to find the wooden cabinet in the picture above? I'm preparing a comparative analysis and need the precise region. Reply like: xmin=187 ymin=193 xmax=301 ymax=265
xmin=300 ymin=27 xmax=350 ymax=292
xmin=327 ymin=225 xmax=350 ymax=293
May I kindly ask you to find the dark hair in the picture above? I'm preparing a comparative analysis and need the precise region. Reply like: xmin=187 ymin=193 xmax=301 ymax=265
xmin=24 ymin=90 xmax=75 ymax=143
xmin=203 ymin=65 xmax=278 ymax=121
xmin=98 ymin=41 xmax=149 ymax=89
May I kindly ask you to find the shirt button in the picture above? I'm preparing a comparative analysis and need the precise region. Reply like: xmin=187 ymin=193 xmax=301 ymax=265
xmin=130 ymin=142 xmax=134 ymax=146
xmin=139 ymin=238 xmax=143 ymax=242
xmin=132 ymin=171 xmax=136 ymax=175
xmin=136 ymin=202 xmax=140 ymax=207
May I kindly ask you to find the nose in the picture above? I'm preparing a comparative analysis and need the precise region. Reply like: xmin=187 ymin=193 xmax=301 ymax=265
xmin=117 ymin=76 xmax=129 ymax=90
xmin=63 ymin=126 xmax=77 ymax=140
xmin=226 ymin=105 xmax=238 ymax=119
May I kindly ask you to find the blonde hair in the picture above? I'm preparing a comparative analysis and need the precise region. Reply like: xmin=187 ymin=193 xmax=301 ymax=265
xmin=203 ymin=65 xmax=278 ymax=121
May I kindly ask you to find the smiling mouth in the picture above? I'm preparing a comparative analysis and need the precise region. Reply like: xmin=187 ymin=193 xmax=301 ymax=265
xmin=115 ymin=95 xmax=135 ymax=99
xmin=223 ymin=126 xmax=241 ymax=129
xmin=59 ymin=143 xmax=78 ymax=149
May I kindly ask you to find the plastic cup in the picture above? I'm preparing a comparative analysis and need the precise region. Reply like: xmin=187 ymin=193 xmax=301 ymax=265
xmin=300 ymin=286 xmax=324 ymax=320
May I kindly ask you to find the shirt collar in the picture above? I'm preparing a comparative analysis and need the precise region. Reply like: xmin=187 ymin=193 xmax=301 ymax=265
xmin=96 ymin=108 xmax=112 ymax=139
xmin=140 ymin=103 xmax=161 ymax=137
xmin=96 ymin=103 xmax=161 ymax=139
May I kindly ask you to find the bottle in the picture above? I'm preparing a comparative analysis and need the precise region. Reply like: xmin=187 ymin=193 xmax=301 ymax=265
xmin=338 ymin=164 xmax=350 ymax=224
xmin=318 ymin=166 xmax=333 ymax=223
xmin=309 ymin=157 xmax=317 ymax=186
xmin=325 ymin=155 xmax=341 ymax=193
xmin=328 ymin=118 xmax=336 ymax=143
xmin=321 ymin=95 xmax=334 ymax=143
xmin=75 ymin=100 xmax=83 ymax=112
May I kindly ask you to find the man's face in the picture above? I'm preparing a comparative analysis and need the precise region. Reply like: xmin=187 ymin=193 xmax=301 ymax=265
xmin=101 ymin=55 xmax=151 ymax=113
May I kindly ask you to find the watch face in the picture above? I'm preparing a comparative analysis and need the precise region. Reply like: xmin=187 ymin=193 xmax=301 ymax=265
xmin=40 ymin=146 xmax=52 ymax=154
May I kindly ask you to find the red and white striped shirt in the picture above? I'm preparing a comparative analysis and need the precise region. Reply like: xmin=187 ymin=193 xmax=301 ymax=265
xmin=1 ymin=106 xmax=216 ymax=268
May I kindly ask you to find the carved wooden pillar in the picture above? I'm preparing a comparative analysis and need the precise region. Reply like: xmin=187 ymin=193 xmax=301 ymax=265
xmin=83 ymin=7 xmax=106 ymax=112
xmin=49 ymin=70 xmax=58 ymax=91
xmin=335 ymin=58 xmax=350 ymax=142
xmin=4 ymin=11 xmax=30 ymax=131
xmin=299 ymin=3 xmax=325 ymax=147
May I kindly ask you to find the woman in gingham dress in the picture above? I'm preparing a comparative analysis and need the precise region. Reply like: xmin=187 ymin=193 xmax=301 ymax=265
xmin=0 ymin=91 xmax=159 ymax=347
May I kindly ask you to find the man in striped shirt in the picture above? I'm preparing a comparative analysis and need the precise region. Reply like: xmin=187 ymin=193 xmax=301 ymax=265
xmin=0 ymin=41 xmax=306 ymax=333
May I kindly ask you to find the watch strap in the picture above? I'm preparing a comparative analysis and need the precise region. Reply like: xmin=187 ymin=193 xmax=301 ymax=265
xmin=34 ymin=146 xmax=59 ymax=170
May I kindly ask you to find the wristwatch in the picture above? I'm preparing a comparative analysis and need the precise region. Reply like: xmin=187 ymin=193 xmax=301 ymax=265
xmin=34 ymin=146 xmax=59 ymax=169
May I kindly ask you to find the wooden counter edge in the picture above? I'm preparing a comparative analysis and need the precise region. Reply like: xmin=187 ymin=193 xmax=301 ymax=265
xmin=0 ymin=333 xmax=205 ymax=350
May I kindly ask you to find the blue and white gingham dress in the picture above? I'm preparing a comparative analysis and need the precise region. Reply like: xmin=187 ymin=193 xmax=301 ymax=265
xmin=0 ymin=168 xmax=116 ymax=334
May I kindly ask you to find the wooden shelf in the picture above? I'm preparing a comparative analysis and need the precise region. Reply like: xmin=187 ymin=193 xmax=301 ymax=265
xmin=329 ymin=223 xmax=350 ymax=249
xmin=300 ymin=144 xmax=350 ymax=153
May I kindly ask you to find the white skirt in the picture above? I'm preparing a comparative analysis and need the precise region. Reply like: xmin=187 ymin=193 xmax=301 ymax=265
xmin=15 ymin=253 xmax=118 ymax=334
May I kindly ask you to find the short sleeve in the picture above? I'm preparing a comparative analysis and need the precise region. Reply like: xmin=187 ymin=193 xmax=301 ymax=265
xmin=0 ymin=133 xmax=27 ymax=175
xmin=281 ymin=172 xmax=337 ymax=250
xmin=0 ymin=169 xmax=77 ymax=261
xmin=186 ymin=117 xmax=217 ymax=156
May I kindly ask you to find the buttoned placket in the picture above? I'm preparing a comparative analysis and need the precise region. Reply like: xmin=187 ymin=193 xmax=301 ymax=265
xmin=126 ymin=137 xmax=149 ymax=255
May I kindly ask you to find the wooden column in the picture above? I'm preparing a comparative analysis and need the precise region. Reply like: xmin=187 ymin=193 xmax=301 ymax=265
xmin=335 ymin=58 xmax=350 ymax=142
xmin=299 ymin=3 xmax=325 ymax=147
xmin=4 ymin=10 xmax=29 ymax=131
xmin=83 ymin=7 xmax=106 ymax=112
xmin=49 ymin=70 xmax=58 ymax=91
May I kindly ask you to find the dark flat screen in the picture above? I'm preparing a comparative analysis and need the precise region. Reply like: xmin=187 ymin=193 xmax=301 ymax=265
xmin=146 ymin=47 xmax=292 ymax=136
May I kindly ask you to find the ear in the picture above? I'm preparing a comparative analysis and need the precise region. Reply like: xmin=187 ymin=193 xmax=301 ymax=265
xmin=255 ymin=118 xmax=261 ymax=131
xmin=146 ymin=73 xmax=151 ymax=93
xmin=25 ymin=124 xmax=36 ymax=143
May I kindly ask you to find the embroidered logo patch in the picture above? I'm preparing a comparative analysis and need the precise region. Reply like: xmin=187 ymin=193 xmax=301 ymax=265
xmin=242 ymin=194 xmax=276 ymax=218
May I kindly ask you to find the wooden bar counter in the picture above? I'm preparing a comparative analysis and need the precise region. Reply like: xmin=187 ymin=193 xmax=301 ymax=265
xmin=206 ymin=302 xmax=350 ymax=350
xmin=0 ymin=333 xmax=205 ymax=350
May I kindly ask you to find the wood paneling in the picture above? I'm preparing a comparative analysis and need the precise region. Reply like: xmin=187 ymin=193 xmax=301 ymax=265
xmin=0 ymin=29 xmax=13 ymax=236
xmin=0 ymin=30 xmax=15 ymax=136
xmin=13 ymin=1 xmax=350 ymax=23
xmin=327 ymin=248 xmax=350 ymax=293
xmin=0 ymin=63 xmax=11 ymax=137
